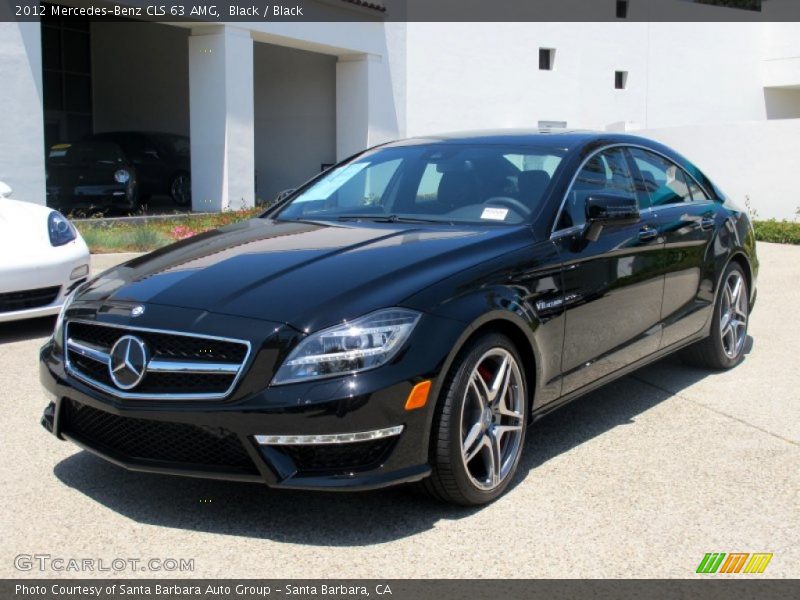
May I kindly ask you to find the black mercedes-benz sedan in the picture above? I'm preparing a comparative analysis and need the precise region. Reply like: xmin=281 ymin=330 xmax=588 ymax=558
xmin=40 ymin=131 xmax=758 ymax=505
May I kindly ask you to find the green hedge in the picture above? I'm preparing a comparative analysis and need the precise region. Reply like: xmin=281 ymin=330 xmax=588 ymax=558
xmin=753 ymin=220 xmax=800 ymax=245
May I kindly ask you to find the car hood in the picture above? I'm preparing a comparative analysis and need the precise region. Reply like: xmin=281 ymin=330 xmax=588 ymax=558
xmin=81 ymin=218 xmax=531 ymax=330
xmin=0 ymin=197 xmax=55 ymax=250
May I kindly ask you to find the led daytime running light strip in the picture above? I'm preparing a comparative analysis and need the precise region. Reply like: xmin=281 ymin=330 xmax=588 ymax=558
xmin=254 ymin=425 xmax=404 ymax=445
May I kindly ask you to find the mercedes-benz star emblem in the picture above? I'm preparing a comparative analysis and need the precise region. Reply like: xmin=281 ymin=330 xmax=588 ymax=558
xmin=131 ymin=305 xmax=145 ymax=317
xmin=108 ymin=335 xmax=150 ymax=390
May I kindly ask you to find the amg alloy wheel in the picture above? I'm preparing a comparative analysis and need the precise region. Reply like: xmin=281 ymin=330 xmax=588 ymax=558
xmin=423 ymin=333 xmax=528 ymax=505
xmin=682 ymin=262 xmax=749 ymax=370
xmin=719 ymin=270 xmax=748 ymax=359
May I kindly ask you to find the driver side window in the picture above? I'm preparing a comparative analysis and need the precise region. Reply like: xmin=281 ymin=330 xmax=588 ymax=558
xmin=557 ymin=147 xmax=636 ymax=230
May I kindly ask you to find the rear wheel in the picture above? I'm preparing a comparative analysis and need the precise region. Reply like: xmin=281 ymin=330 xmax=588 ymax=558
xmin=421 ymin=333 xmax=528 ymax=506
xmin=170 ymin=172 xmax=191 ymax=207
xmin=681 ymin=262 xmax=749 ymax=369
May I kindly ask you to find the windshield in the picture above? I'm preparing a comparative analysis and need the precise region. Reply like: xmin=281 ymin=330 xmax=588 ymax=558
xmin=276 ymin=144 xmax=565 ymax=225
xmin=47 ymin=142 xmax=125 ymax=167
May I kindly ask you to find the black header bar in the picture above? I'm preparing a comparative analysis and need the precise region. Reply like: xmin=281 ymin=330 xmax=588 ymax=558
xmin=3 ymin=0 xmax=800 ymax=23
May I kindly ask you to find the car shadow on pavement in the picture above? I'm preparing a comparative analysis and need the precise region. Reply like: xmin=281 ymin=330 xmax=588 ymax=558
xmin=0 ymin=316 xmax=55 ymax=345
xmin=51 ymin=346 xmax=751 ymax=547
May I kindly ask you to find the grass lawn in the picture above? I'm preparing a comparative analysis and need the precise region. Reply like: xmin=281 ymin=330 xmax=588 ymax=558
xmin=76 ymin=210 xmax=800 ymax=253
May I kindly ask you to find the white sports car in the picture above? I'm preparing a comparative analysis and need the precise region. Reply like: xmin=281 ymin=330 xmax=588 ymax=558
xmin=0 ymin=181 xmax=90 ymax=323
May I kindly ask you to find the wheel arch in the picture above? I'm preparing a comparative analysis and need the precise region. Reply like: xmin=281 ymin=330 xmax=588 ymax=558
xmin=430 ymin=309 xmax=543 ymax=417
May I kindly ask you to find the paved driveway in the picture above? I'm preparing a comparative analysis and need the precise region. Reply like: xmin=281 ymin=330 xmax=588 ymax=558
xmin=1 ymin=243 xmax=797 ymax=579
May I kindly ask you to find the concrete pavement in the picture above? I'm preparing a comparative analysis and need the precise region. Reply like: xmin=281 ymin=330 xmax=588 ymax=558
xmin=0 ymin=243 xmax=797 ymax=579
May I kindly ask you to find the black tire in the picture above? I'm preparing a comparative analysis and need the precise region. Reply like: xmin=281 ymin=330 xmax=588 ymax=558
xmin=421 ymin=332 xmax=529 ymax=506
xmin=170 ymin=172 xmax=191 ymax=207
xmin=681 ymin=262 xmax=749 ymax=370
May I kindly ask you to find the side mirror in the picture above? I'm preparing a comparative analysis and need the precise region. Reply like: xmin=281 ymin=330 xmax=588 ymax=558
xmin=584 ymin=194 xmax=639 ymax=241
xmin=0 ymin=181 xmax=12 ymax=198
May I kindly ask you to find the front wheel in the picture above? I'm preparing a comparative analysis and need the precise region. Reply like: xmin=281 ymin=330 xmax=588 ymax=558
xmin=681 ymin=262 xmax=750 ymax=369
xmin=421 ymin=333 xmax=528 ymax=506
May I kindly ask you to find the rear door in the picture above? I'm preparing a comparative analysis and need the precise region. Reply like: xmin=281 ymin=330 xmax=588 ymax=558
xmin=551 ymin=147 xmax=665 ymax=395
xmin=626 ymin=147 xmax=717 ymax=348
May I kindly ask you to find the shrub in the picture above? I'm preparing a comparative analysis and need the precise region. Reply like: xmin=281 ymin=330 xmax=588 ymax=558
xmin=753 ymin=220 xmax=800 ymax=245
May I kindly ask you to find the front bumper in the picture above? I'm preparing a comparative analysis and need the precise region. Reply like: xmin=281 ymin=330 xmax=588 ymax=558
xmin=38 ymin=312 xmax=463 ymax=490
xmin=47 ymin=185 xmax=136 ymax=212
xmin=0 ymin=240 xmax=89 ymax=323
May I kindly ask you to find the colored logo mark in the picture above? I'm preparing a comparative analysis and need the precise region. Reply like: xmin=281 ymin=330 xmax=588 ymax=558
xmin=696 ymin=552 xmax=773 ymax=574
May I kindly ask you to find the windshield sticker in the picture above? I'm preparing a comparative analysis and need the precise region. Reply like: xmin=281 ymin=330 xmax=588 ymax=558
xmin=49 ymin=150 xmax=67 ymax=157
xmin=296 ymin=162 xmax=370 ymax=202
xmin=481 ymin=207 xmax=509 ymax=221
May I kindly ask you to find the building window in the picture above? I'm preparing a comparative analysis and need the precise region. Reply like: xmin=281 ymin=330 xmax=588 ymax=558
xmin=615 ymin=71 xmax=628 ymax=90
xmin=539 ymin=48 xmax=555 ymax=71
xmin=616 ymin=0 xmax=629 ymax=19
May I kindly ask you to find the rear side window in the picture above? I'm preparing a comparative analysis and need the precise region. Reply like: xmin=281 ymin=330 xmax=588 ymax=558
xmin=687 ymin=179 xmax=710 ymax=201
xmin=629 ymin=148 xmax=696 ymax=206
xmin=557 ymin=147 xmax=636 ymax=229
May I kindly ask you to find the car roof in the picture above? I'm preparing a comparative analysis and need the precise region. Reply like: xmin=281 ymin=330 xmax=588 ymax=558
xmin=389 ymin=129 xmax=656 ymax=151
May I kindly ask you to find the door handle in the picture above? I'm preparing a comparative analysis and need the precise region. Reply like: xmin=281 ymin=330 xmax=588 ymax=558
xmin=700 ymin=217 xmax=715 ymax=231
xmin=638 ymin=227 xmax=658 ymax=242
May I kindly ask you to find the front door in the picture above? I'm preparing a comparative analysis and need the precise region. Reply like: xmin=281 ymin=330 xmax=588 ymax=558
xmin=551 ymin=147 xmax=665 ymax=395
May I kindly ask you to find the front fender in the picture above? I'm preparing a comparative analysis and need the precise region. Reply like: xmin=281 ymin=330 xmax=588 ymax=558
xmin=407 ymin=281 xmax=565 ymax=413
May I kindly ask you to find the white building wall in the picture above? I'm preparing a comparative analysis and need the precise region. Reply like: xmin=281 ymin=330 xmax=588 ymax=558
xmin=404 ymin=22 xmax=766 ymax=136
xmin=2 ymin=9 xmax=799 ymax=220
xmin=0 ymin=22 xmax=46 ymax=204
xmin=644 ymin=22 xmax=766 ymax=127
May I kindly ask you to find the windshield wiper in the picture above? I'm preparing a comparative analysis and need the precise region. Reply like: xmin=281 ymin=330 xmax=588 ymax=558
xmin=335 ymin=214 xmax=446 ymax=224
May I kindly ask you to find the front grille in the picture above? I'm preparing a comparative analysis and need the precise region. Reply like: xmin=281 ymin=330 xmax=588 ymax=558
xmin=278 ymin=439 xmax=396 ymax=474
xmin=65 ymin=320 xmax=250 ymax=399
xmin=68 ymin=322 xmax=248 ymax=362
xmin=0 ymin=286 xmax=60 ymax=313
xmin=60 ymin=399 xmax=257 ymax=473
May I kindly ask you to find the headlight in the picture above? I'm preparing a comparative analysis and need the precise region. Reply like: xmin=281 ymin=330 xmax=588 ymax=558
xmin=47 ymin=211 xmax=76 ymax=246
xmin=272 ymin=308 xmax=421 ymax=385
xmin=114 ymin=169 xmax=131 ymax=184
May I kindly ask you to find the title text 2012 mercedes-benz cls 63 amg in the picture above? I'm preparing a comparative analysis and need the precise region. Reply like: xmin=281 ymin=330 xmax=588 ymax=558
xmin=40 ymin=131 xmax=757 ymax=505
